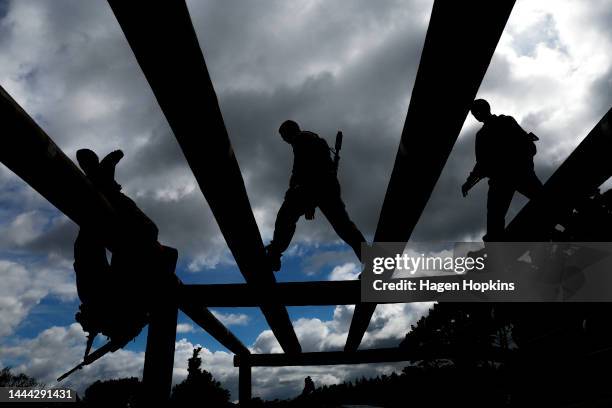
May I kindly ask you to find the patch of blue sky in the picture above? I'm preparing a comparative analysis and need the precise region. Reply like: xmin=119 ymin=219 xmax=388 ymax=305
xmin=13 ymin=296 xmax=80 ymax=339
xmin=3 ymin=236 xmax=355 ymax=360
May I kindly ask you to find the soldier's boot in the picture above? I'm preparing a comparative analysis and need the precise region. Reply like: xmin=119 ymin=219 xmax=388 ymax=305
xmin=264 ymin=245 xmax=282 ymax=272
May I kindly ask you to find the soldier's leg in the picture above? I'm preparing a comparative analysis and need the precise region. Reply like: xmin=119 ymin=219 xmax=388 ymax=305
xmin=516 ymin=170 xmax=543 ymax=200
xmin=267 ymin=189 xmax=305 ymax=270
xmin=319 ymin=192 xmax=367 ymax=261
xmin=486 ymin=179 xmax=516 ymax=241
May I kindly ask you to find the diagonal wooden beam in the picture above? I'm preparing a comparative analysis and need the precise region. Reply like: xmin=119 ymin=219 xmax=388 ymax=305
xmin=345 ymin=0 xmax=516 ymax=351
xmin=0 ymin=86 xmax=117 ymax=242
xmin=180 ymin=298 xmax=250 ymax=356
xmin=0 ymin=85 xmax=247 ymax=358
xmin=234 ymin=346 xmax=511 ymax=367
xmin=505 ymin=107 xmax=612 ymax=240
xmin=107 ymin=0 xmax=301 ymax=353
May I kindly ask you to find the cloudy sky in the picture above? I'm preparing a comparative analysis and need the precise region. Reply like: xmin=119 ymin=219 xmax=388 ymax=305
xmin=0 ymin=0 xmax=610 ymax=401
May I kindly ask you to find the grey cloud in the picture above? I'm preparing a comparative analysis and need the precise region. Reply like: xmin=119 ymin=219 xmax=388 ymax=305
xmin=0 ymin=257 xmax=75 ymax=338
xmin=1 ymin=0 xmax=612 ymax=399
xmin=510 ymin=13 xmax=567 ymax=57
xmin=0 ymin=0 xmax=435 ymax=267
xmin=301 ymin=249 xmax=355 ymax=276
xmin=590 ymin=66 xmax=612 ymax=115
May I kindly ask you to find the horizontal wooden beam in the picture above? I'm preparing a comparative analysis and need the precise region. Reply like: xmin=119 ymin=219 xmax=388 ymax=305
xmin=235 ymin=348 xmax=412 ymax=367
xmin=180 ymin=280 xmax=440 ymax=307
xmin=107 ymin=0 xmax=301 ymax=354
xmin=181 ymin=281 xmax=359 ymax=307
xmin=234 ymin=347 xmax=510 ymax=367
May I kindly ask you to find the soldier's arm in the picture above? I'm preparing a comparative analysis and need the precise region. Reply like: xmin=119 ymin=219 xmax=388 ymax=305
xmin=462 ymin=131 xmax=485 ymax=196
xmin=289 ymin=173 xmax=298 ymax=189
xmin=462 ymin=165 xmax=483 ymax=197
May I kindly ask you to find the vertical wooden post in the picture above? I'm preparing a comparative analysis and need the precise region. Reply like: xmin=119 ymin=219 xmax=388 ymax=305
xmin=239 ymin=361 xmax=252 ymax=407
xmin=142 ymin=300 xmax=178 ymax=403
xmin=142 ymin=247 xmax=180 ymax=403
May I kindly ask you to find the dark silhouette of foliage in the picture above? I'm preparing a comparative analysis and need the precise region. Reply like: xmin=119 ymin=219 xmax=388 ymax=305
xmin=249 ymin=300 xmax=612 ymax=407
xmin=400 ymin=302 xmax=510 ymax=368
xmin=82 ymin=377 xmax=141 ymax=407
xmin=170 ymin=347 xmax=232 ymax=407
xmin=0 ymin=368 xmax=77 ymax=407
xmin=301 ymin=376 xmax=315 ymax=396
xmin=0 ymin=367 xmax=40 ymax=388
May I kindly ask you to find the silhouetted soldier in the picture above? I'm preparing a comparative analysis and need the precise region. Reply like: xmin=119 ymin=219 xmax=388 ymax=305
xmin=265 ymin=120 xmax=366 ymax=271
xmin=462 ymin=99 xmax=542 ymax=241
xmin=73 ymin=149 xmax=177 ymax=355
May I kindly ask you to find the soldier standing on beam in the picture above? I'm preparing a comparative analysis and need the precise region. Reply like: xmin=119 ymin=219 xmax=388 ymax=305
xmin=265 ymin=120 xmax=367 ymax=271
xmin=462 ymin=99 xmax=543 ymax=241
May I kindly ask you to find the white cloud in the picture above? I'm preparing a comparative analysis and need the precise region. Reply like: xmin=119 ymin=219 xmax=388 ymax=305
xmin=0 ymin=297 xmax=431 ymax=400
xmin=252 ymin=361 xmax=406 ymax=401
xmin=176 ymin=323 xmax=195 ymax=333
xmin=0 ymin=0 xmax=611 ymax=401
xmin=359 ymin=303 xmax=432 ymax=348
xmin=1 ymin=0 xmax=609 ymax=270
xmin=477 ymin=0 xmax=612 ymax=164
xmin=0 ymin=326 xmax=236 ymax=398
xmin=210 ymin=311 xmax=250 ymax=326
xmin=328 ymin=262 xmax=360 ymax=280
xmin=253 ymin=302 xmax=432 ymax=354
xmin=0 ymin=257 xmax=76 ymax=338
xmin=0 ymin=324 xmax=144 ymax=393
xmin=0 ymin=211 xmax=47 ymax=247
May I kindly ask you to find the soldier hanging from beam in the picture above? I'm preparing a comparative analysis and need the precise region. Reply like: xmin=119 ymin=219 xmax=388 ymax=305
xmin=62 ymin=148 xmax=178 ymax=381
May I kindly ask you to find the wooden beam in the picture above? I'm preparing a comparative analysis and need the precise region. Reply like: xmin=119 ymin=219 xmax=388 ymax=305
xmin=239 ymin=362 xmax=252 ymax=406
xmin=180 ymin=280 xmax=440 ymax=307
xmin=0 ymin=85 xmax=248 ymax=360
xmin=180 ymin=298 xmax=250 ymax=356
xmin=0 ymin=86 xmax=117 ymax=245
xmin=143 ymin=301 xmax=178 ymax=402
xmin=234 ymin=347 xmax=511 ymax=367
xmin=107 ymin=0 xmax=301 ymax=354
xmin=142 ymin=249 xmax=179 ymax=402
xmin=235 ymin=348 xmax=412 ymax=367
xmin=181 ymin=281 xmax=360 ymax=307
xmin=345 ymin=0 xmax=516 ymax=352
xmin=505 ymin=107 xmax=612 ymax=240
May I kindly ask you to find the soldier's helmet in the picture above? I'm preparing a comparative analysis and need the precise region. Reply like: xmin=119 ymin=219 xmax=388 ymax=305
xmin=471 ymin=99 xmax=491 ymax=121
xmin=279 ymin=120 xmax=300 ymax=135
xmin=279 ymin=120 xmax=300 ymax=143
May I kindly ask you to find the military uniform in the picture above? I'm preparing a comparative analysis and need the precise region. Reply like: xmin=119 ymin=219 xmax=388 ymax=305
xmin=74 ymin=149 xmax=175 ymax=345
xmin=267 ymin=131 xmax=366 ymax=262
xmin=467 ymin=115 xmax=542 ymax=240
